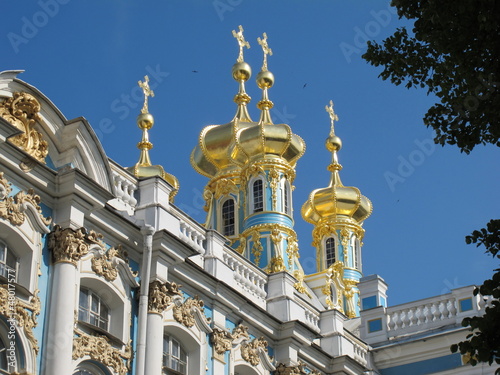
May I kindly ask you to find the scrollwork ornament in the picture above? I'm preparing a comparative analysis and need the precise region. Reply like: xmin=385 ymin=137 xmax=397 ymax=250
xmin=0 ymin=172 xmax=51 ymax=227
xmin=250 ymin=232 xmax=263 ymax=266
xmin=211 ymin=327 xmax=233 ymax=360
xmin=148 ymin=280 xmax=181 ymax=314
xmin=91 ymin=244 xmax=134 ymax=282
xmin=72 ymin=330 xmax=132 ymax=375
xmin=274 ymin=363 xmax=307 ymax=375
xmin=268 ymin=168 xmax=280 ymax=210
xmin=241 ymin=336 xmax=268 ymax=366
xmin=173 ymin=295 xmax=210 ymax=328
xmin=48 ymin=225 xmax=103 ymax=266
xmin=0 ymin=286 xmax=41 ymax=354
xmin=0 ymin=92 xmax=48 ymax=163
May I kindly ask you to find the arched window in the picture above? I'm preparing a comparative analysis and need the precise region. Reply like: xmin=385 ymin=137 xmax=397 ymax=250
xmin=78 ymin=288 xmax=110 ymax=331
xmin=325 ymin=237 xmax=336 ymax=267
xmin=221 ymin=199 xmax=235 ymax=236
xmin=163 ymin=335 xmax=187 ymax=374
xmin=73 ymin=361 xmax=109 ymax=375
xmin=252 ymin=180 xmax=264 ymax=213
xmin=0 ymin=241 xmax=17 ymax=281
xmin=0 ymin=335 xmax=12 ymax=375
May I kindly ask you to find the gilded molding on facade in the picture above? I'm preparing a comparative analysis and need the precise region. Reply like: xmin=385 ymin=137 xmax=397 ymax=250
xmin=148 ymin=280 xmax=181 ymax=314
xmin=48 ymin=225 xmax=104 ymax=266
xmin=72 ymin=330 xmax=132 ymax=375
xmin=241 ymin=336 xmax=268 ymax=366
xmin=274 ymin=363 xmax=307 ymax=374
xmin=0 ymin=172 xmax=51 ymax=227
xmin=286 ymin=234 xmax=299 ymax=268
xmin=91 ymin=244 xmax=135 ymax=282
xmin=293 ymin=270 xmax=311 ymax=298
xmin=250 ymin=231 xmax=263 ymax=265
xmin=268 ymin=168 xmax=280 ymax=210
xmin=340 ymin=228 xmax=350 ymax=265
xmin=232 ymin=323 xmax=250 ymax=340
xmin=322 ymin=261 xmax=358 ymax=318
xmin=0 ymin=92 xmax=48 ymax=163
xmin=268 ymin=255 xmax=286 ymax=273
xmin=173 ymin=295 xmax=210 ymax=328
xmin=210 ymin=327 xmax=233 ymax=360
xmin=0 ymin=286 xmax=41 ymax=354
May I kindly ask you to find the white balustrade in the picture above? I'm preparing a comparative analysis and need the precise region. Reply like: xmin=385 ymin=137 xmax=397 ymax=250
xmin=112 ymin=171 xmax=138 ymax=208
xmin=222 ymin=250 xmax=267 ymax=301
xmin=179 ymin=220 xmax=206 ymax=254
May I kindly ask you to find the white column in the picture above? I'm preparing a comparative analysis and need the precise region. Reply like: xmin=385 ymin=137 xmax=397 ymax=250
xmin=144 ymin=312 xmax=164 ymax=374
xmin=42 ymin=255 xmax=79 ymax=372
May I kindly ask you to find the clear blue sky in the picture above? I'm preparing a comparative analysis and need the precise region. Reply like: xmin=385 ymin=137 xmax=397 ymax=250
xmin=3 ymin=1 xmax=499 ymax=306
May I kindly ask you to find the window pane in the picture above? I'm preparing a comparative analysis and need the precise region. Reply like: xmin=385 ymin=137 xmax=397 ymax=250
xmin=91 ymin=294 xmax=99 ymax=313
xmin=253 ymin=180 xmax=263 ymax=212
xmin=222 ymin=199 xmax=235 ymax=236
xmin=0 ymin=243 xmax=5 ymax=262
xmin=6 ymin=251 xmax=16 ymax=270
xmin=79 ymin=289 xmax=89 ymax=309
xmin=325 ymin=237 xmax=336 ymax=267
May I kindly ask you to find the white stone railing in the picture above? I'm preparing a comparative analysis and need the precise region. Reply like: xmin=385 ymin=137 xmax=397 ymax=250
xmin=360 ymin=286 xmax=489 ymax=345
xmin=222 ymin=249 xmax=267 ymax=301
xmin=304 ymin=307 xmax=320 ymax=331
xmin=387 ymin=296 xmax=458 ymax=336
xmin=179 ymin=219 xmax=206 ymax=255
xmin=353 ymin=340 xmax=368 ymax=366
xmin=110 ymin=166 xmax=138 ymax=209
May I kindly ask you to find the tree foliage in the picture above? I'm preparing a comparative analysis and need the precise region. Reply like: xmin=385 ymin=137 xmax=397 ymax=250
xmin=362 ymin=0 xmax=500 ymax=154
xmin=450 ymin=219 xmax=500 ymax=373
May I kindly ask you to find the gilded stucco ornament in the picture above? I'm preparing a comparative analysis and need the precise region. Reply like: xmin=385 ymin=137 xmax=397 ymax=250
xmin=48 ymin=225 xmax=104 ymax=266
xmin=250 ymin=231 xmax=263 ymax=265
xmin=211 ymin=327 xmax=233 ymax=360
xmin=268 ymin=168 xmax=280 ymax=210
xmin=322 ymin=261 xmax=358 ymax=318
xmin=72 ymin=330 xmax=132 ymax=375
xmin=0 ymin=172 xmax=51 ymax=227
xmin=148 ymin=280 xmax=182 ymax=314
xmin=241 ymin=336 xmax=269 ymax=366
xmin=232 ymin=323 xmax=250 ymax=340
xmin=274 ymin=363 xmax=308 ymax=374
xmin=0 ymin=92 xmax=48 ymax=163
xmin=173 ymin=295 xmax=210 ymax=328
xmin=91 ymin=244 xmax=135 ymax=282
xmin=340 ymin=228 xmax=350 ymax=265
xmin=0 ymin=286 xmax=41 ymax=354
xmin=268 ymin=255 xmax=286 ymax=273
xmin=286 ymin=234 xmax=299 ymax=268
xmin=293 ymin=270 xmax=311 ymax=298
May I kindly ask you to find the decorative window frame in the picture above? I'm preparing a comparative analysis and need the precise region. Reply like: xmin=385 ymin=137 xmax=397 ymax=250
xmin=218 ymin=196 xmax=238 ymax=238
xmin=162 ymin=334 xmax=188 ymax=374
xmin=248 ymin=176 xmax=266 ymax=215
xmin=72 ymin=360 xmax=111 ymax=375
xmin=322 ymin=234 xmax=339 ymax=269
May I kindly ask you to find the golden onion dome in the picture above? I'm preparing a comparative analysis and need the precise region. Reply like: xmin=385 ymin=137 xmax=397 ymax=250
xmin=191 ymin=26 xmax=255 ymax=178
xmin=231 ymin=32 xmax=306 ymax=167
xmin=301 ymin=102 xmax=372 ymax=226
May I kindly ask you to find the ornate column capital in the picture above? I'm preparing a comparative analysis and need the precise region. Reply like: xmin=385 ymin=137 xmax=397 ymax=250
xmin=147 ymin=280 xmax=181 ymax=314
xmin=48 ymin=225 xmax=103 ymax=266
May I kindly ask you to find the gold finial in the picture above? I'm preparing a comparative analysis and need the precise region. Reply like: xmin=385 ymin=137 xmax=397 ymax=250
xmin=138 ymin=75 xmax=155 ymax=114
xmin=232 ymin=25 xmax=250 ymax=63
xmin=326 ymin=100 xmax=339 ymax=136
xmin=257 ymin=32 xmax=273 ymax=71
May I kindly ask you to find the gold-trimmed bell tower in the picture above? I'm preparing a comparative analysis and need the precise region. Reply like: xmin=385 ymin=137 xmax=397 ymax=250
xmin=302 ymin=101 xmax=372 ymax=317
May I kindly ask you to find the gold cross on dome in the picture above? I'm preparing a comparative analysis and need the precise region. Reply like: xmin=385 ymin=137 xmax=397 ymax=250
xmin=326 ymin=100 xmax=339 ymax=135
xmin=138 ymin=75 xmax=155 ymax=114
xmin=232 ymin=25 xmax=250 ymax=63
xmin=257 ymin=32 xmax=273 ymax=71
